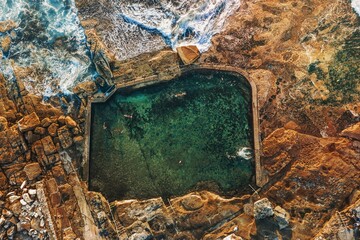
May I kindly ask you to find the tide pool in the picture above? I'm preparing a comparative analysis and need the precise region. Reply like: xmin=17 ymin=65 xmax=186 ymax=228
xmin=89 ymin=70 xmax=254 ymax=201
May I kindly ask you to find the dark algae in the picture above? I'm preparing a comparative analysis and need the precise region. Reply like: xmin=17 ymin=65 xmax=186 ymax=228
xmin=89 ymin=70 xmax=254 ymax=201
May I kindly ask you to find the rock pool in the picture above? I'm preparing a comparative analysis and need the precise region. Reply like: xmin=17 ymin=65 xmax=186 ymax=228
xmin=89 ymin=70 xmax=254 ymax=201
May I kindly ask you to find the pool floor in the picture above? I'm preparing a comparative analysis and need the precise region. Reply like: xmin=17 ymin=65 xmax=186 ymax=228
xmin=89 ymin=70 xmax=254 ymax=201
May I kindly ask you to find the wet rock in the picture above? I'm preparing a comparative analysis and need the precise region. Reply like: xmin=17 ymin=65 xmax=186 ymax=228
xmin=273 ymin=206 xmax=290 ymax=230
xmin=73 ymin=81 xmax=98 ymax=96
xmin=0 ymin=116 xmax=8 ymax=131
xmin=65 ymin=116 xmax=77 ymax=128
xmin=18 ymin=112 xmax=41 ymax=132
xmin=23 ymin=163 xmax=42 ymax=181
xmin=48 ymin=123 xmax=59 ymax=137
xmin=176 ymin=45 xmax=200 ymax=65
xmin=253 ymin=198 xmax=274 ymax=220
xmin=181 ymin=194 xmax=204 ymax=211
xmin=0 ymin=20 xmax=17 ymax=33
xmin=57 ymin=126 xmax=73 ymax=149
xmin=1 ymin=35 xmax=11 ymax=52
xmin=34 ymin=127 xmax=46 ymax=135
xmin=340 ymin=122 xmax=360 ymax=141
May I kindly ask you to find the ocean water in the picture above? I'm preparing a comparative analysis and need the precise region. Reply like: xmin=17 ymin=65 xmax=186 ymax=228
xmin=89 ymin=70 xmax=254 ymax=201
xmin=1 ymin=0 xmax=240 ymax=95
xmin=77 ymin=0 xmax=241 ymax=60
xmin=352 ymin=0 xmax=360 ymax=16
xmin=0 ymin=0 xmax=95 ymax=96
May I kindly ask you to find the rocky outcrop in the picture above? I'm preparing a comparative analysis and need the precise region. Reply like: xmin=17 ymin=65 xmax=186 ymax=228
xmin=176 ymin=45 xmax=200 ymax=65
xmin=340 ymin=122 xmax=360 ymax=141
xmin=253 ymin=198 xmax=274 ymax=220
xmin=18 ymin=112 xmax=41 ymax=132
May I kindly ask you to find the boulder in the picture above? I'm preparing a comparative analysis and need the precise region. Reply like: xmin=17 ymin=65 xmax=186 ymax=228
xmin=73 ymin=81 xmax=98 ymax=96
xmin=181 ymin=194 xmax=204 ymax=211
xmin=23 ymin=162 xmax=42 ymax=181
xmin=176 ymin=45 xmax=200 ymax=65
xmin=273 ymin=206 xmax=290 ymax=229
xmin=1 ymin=35 xmax=11 ymax=52
xmin=340 ymin=122 xmax=360 ymax=141
xmin=18 ymin=112 xmax=40 ymax=132
xmin=41 ymin=117 xmax=52 ymax=127
xmin=65 ymin=116 xmax=77 ymax=128
xmin=0 ymin=20 xmax=17 ymax=33
xmin=253 ymin=198 xmax=274 ymax=220
xmin=48 ymin=123 xmax=59 ymax=137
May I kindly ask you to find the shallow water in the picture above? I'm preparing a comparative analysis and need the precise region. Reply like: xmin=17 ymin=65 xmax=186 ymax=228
xmin=89 ymin=70 xmax=254 ymax=201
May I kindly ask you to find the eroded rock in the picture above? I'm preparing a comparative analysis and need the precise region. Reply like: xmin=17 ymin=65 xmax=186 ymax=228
xmin=18 ymin=112 xmax=41 ymax=132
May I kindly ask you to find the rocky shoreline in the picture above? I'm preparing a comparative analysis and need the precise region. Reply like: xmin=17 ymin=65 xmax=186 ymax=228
xmin=0 ymin=0 xmax=359 ymax=239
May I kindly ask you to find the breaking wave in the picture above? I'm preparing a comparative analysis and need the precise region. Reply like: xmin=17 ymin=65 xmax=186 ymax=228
xmin=0 ymin=0 xmax=95 ymax=96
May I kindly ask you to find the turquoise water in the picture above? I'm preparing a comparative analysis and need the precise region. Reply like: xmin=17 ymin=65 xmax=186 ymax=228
xmin=89 ymin=70 xmax=254 ymax=201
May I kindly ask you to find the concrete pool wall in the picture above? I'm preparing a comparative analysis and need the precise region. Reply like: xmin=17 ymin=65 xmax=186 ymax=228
xmin=82 ymin=64 xmax=265 ymax=196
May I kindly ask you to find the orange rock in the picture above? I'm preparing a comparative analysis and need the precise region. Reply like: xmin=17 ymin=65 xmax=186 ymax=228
xmin=340 ymin=122 xmax=360 ymax=141
xmin=18 ymin=112 xmax=41 ymax=132
xmin=176 ymin=45 xmax=200 ymax=65
xmin=65 ymin=116 xmax=77 ymax=128
xmin=48 ymin=123 xmax=59 ymax=137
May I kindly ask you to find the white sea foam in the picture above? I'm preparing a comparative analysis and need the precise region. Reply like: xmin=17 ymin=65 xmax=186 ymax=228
xmin=0 ymin=0 xmax=93 ymax=96
xmin=352 ymin=0 xmax=360 ymax=16
xmin=118 ymin=0 xmax=241 ymax=52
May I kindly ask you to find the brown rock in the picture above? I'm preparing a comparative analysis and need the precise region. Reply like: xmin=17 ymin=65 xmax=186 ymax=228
xmin=34 ymin=126 xmax=46 ymax=135
xmin=58 ymin=115 xmax=66 ymax=125
xmin=8 ymin=201 xmax=22 ymax=216
xmin=340 ymin=122 xmax=360 ymax=141
xmin=73 ymin=136 xmax=84 ymax=145
xmin=0 ymin=20 xmax=17 ymax=33
xmin=18 ymin=112 xmax=41 ymax=132
xmin=0 ymin=116 xmax=8 ymax=131
xmin=57 ymin=126 xmax=73 ymax=149
xmin=65 ymin=116 xmax=77 ymax=128
xmin=40 ymin=136 xmax=57 ymax=155
xmin=176 ymin=45 xmax=200 ymax=65
xmin=25 ymin=131 xmax=40 ymax=144
xmin=73 ymin=81 xmax=98 ymax=96
xmin=284 ymin=121 xmax=301 ymax=131
xmin=41 ymin=117 xmax=52 ymax=127
xmin=0 ymin=172 xmax=7 ymax=190
xmin=50 ymin=192 xmax=62 ymax=207
xmin=181 ymin=194 xmax=204 ymax=211
xmin=48 ymin=123 xmax=59 ymax=137
xmin=23 ymin=162 xmax=42 ymax=181
xmin=1 ymin=35 xmax=11 ymax=52
xmin=46 ymin=177 xmax=59 ymax=194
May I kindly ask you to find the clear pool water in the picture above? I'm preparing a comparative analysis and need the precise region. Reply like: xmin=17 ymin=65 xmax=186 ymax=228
xmin=89 ymin=70 xmax=254 ymax=201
